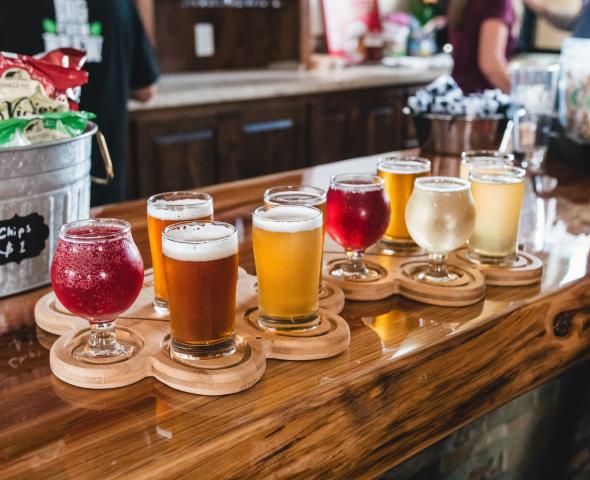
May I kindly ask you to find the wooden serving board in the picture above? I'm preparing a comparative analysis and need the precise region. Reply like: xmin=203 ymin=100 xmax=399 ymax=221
xmin=450 ymin=248 xmax=544 ymax=286
xmin=35 ymin=269 xmax=350 ymax=394
xmin=323 ymin=252 xmax=487 ymax=307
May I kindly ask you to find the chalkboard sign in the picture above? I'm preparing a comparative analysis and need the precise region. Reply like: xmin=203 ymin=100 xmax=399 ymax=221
xmin=0 ymin=213 xmax=50 ymax=266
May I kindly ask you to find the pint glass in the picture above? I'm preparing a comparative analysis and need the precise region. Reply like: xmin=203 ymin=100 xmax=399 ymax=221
xmin=468 ymin=166 xmax=526 ymax=265
xmin=252 ymin=205 xmax=323 ymax=331
xmin=147 ymin=192 xmax=213 ymax=312
xmin=459 ymin=151 xmax=514 ymax=181
xmin=163 ymin=221 xmax=238 ymax=359
xmin=377 ymin=155 xmax=430 ymax=249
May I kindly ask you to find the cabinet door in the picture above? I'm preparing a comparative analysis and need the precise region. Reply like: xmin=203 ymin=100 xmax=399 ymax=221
xmin=237 ymin=101 xmax=306 ymax=179
xmin=362 ymin=90 xmax=406 ymax=155
xmin=309 ymin=96 xmax=357 ymax=166
xmin=132 ymin=114 xmax=218 ymax=198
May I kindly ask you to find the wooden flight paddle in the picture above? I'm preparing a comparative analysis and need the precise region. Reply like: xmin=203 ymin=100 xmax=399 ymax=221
xmin=450 ymin=248 xmax=544 ymax=286
xmin=322 ymin=251 xmax=486 ymax=307
xmin=35 ymin=269 xmax=350 ymax=394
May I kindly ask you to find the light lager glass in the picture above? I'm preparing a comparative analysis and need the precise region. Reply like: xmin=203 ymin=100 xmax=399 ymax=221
xmin=162 ymin=221 xmax=238 ymax=360
xmin=147 ymin=192 xmax=213 ymax=312
xmin=460 ymin=150 xmax=514 ymax=181
xmin=252 ymin=205 xmax=323 ymax=331
xmin=468 ymin=165 xmax=526 ymax=265
xmin=377 ymin=155 xmax=430 ymax=250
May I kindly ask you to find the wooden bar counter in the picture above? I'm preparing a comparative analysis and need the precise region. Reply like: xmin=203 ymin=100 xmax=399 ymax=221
xmin=1 ymin=151 xmax=589 ymax=479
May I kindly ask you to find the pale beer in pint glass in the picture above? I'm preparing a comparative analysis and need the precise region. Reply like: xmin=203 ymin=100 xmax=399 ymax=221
xmin=468 ymin=165 xmax=526 ymax=265
xmin=162 ymin=221 xmax=238 ymax=359
xmin=459 ymin=151 xmax=514 ymax=181
xmin=377 ymin=155 xmax=430 ymax=250
xmin=252 ymin=205 xmax=323 ymax=331
xmin=147 ymin=192 xmax=213 ymax=312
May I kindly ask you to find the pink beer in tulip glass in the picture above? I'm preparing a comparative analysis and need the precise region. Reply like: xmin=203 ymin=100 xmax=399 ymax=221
xmin=326 ymin=173 xmax=390 ymax=281
xmin=51 ymin=219 xmax=144 ymax=363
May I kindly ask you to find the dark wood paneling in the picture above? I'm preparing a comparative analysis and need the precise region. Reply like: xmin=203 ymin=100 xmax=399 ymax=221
xmin=133 ymin=113 xmax=219 ymax=197
xmin=239 ymin=102 xmax=306 ymax=178
xmin=154 ymin=0 xmax=301 ymax=72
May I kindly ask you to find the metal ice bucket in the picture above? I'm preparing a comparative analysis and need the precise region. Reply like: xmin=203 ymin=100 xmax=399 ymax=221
xmin=0 ymin=123 xmax=113 ymax=297
xmin=406 ymin=109 xmax=509 ymax=156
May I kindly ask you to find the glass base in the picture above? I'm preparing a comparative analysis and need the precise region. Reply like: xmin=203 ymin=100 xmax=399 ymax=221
xmin=72 ymin=321 xmax=138 ymax=365
xmin=153 ymin=298 xmax=169 ymax=314
xmin=467 ymin=250 xmax=519 ymax=267
xmin=329 ymin=260 xmax=384 ymax=282
xmin=258 ymin=310 xmax=319 ymax=333
xmin=170 ymin=334 xmax=236 ymax=361
xmin=411 ymin=265 xmax=460 ymax=284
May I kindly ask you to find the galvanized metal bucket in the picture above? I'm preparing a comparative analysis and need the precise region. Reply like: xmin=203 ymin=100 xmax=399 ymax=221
xmin=0 ymin=122 xmax=113 ymax=297
xmin=405 ymin=109 xmax=509 ymax=156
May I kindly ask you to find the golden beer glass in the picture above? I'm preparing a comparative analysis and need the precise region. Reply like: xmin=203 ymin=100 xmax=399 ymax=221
xmin=377 ymin=155 xmax=431 ymax=252
xmin=147 ymin=192 xmax=213 ymax=313
xmin=460 ymin=150 xmax=514 ymax=181
xmin=405 ymin=177 xmax=476 ymax=283
xmin=264 ymin=185 xmax=328 ymax=295
xmin=252 ymin=205 xmax=323 ymax=332
xmin=162 ymin=221 xmax=238 ymax=360
xmin=468 ymin=165 xmax=526 ymax=265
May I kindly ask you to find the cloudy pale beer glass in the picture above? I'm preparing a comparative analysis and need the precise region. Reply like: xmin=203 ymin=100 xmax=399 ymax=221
xmin=459 ymin=150 xmax=514 ymax=181
xmin=405 ymin=177 xmax=476 ymax=283
xmin=264 ymin=186 xmax=327 ymax=293
xmin=468 ymin=165 xmax=526 ymax=265
xmin=252 ymin=205 xmax=323 ymax=332
xmin=377 ymin=155 xmax=430 ymax=251
xmin=147 ymin=192 xmax=213 ymax=313
xmin=163 ymin=221 xmax=238 ymax=360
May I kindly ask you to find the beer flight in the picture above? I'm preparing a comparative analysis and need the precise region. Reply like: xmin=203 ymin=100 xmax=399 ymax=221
xmin=49 ymin=151 xmax=526 ymax=365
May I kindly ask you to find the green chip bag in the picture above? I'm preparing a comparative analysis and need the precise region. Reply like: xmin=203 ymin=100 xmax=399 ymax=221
xmin=0 ymin=111 xmax=96 ymax=147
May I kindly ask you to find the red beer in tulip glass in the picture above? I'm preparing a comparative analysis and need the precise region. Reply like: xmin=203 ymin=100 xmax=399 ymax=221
xmin=51 ymin=219 xmax=144 ymax=363
xmin=326 ymin=174 xmax=390 ymax=281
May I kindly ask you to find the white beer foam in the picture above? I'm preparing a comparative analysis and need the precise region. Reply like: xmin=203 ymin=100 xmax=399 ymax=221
xmin=378 ymin=162 xmax=430 ymax=175
xmin=253 ymin=205 xmax=322 ymax=233
xmin=416 ymin=177 xmax=470 ymax=193
xmin=148 ymin=198 xmax=213 ymax=221
xmin=163 ymin=223 xmax=237 ymax=262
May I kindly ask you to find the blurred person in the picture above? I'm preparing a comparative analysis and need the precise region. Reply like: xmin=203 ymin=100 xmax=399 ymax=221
xmin=524 ymin=0 xmax=590 ymax=38
xmin=448 ymin=0 xmax=519 ymax=93
xmin=0 ymin=0 xmax=159 ymax=206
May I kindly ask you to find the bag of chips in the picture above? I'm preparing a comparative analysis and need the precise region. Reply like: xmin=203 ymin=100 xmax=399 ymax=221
xmin=0 ymin=49 xmax=88 ymax=120
xmin=0 ymin=111 xmax=95 ymax=147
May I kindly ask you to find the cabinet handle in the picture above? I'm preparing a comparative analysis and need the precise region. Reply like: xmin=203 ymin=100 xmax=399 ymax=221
xmin=243 ymin=119 xmax=294 ymax=134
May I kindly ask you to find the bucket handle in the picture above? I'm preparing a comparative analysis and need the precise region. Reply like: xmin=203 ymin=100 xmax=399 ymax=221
xmin=91 ymin=130 xmax=114 ymax=185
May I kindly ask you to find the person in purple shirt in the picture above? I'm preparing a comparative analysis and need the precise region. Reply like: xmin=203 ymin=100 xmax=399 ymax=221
xmin=447 ymin=0 xmax=518 ymax=94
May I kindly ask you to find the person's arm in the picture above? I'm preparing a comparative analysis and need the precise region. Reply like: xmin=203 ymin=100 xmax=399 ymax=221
xmin=523 ymin=0 xmax=578 ymax=31
xmin=128 ymin=0 xmax=159 ymax=103
xmin=478 ymin=18 xmax=512 ymax=93
xmin=130 ymin=84 xmax=157 ymax=102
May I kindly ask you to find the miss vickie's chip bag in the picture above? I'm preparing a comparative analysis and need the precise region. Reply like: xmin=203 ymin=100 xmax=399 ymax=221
xmin=0 ymin=48 xmax=88 ymax=120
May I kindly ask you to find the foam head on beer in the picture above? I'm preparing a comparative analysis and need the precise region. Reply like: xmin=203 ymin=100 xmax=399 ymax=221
xmin=162 ymin=222 xmax=238 ymax=262
xmin=148 ymin=197 xmax=213 ymax=221
xmin=252 ymin=205 xmax=323 ymax=233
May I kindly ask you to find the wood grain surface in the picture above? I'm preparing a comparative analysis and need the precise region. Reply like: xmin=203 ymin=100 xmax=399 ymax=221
xmin=0 ymin=151 xmax=589 ymax=479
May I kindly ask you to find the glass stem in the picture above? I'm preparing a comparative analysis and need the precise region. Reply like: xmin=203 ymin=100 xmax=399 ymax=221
xmin=87 ymin=321 xmax=118 ymax=353
xmin=346 ymin=249 xmax=367 ymax=274
xmin=427 ymin=253 xmax=450 ymax=280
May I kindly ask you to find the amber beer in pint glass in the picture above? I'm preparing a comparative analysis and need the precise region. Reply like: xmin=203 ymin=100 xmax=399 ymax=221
xmin=163 ymin=221 xmax=238 ymax=359
xmin=468 ymin=165 xmax=526 ymax=265
xmin=377 ymin=155 xmax=430 ymax=249
xmin=147 ymin=192 xmax=213 ymax=312
xmin=252 ymin=205 xmax=323 ymax=331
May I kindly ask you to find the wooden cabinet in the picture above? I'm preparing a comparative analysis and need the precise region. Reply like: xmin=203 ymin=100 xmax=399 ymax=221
xmin=128 ymin=86 xmax=419 ymax=199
